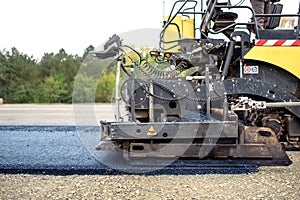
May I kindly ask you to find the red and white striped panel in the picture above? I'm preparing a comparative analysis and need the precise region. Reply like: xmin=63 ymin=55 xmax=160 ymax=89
xmin=255 ymin=40 xmax=300 ymax=46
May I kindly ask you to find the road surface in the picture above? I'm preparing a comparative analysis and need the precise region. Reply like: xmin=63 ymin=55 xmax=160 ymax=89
xmin=0 ymin=104 xmax=298 ymax=175
xmin=0 ymin=104 xmax=262 ymax=175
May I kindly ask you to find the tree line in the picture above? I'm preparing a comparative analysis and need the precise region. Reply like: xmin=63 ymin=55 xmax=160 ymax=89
xmin=0 ymin=46 xmax=116 ymax=103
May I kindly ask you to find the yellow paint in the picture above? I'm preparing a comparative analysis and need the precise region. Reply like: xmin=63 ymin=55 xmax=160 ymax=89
xmin=163 ymin=16 xmax=194 ymax=52
xmin=244 ymin=46 xmax=300 ymax=79
xmin=147 ymin=126 xmax=158 ymax=136
xmin=182 ymin=18 xmax=195 ymax=38
xmin=163 ymin=16 xmax=182 ymax=52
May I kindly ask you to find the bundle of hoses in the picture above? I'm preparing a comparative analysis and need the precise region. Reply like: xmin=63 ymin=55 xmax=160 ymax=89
xmin=136 ymin=60 xmax=189 ymax=79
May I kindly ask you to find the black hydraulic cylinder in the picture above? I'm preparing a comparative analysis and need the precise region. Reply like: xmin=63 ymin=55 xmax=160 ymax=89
xmin=222 ymin=41 xmax=235 ymax=80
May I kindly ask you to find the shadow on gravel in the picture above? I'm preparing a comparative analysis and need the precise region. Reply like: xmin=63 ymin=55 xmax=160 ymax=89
xmin=0 ymin=163 xmax=259 ymax=176
xmin=0 ymin=167 xmax=259 ymax=176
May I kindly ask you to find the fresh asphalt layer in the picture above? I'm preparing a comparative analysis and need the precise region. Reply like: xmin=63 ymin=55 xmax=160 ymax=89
xmin=0 ymin=125 xmax=259 ymax=175
xmin=0 ymin=104 xmax=258 ymax=175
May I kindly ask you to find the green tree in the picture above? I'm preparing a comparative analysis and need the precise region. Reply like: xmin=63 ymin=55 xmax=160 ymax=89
xmin=38 ymin=49 xmax=81 ymax=103
xmin=36 ymin=74 xmax=68 ymax=103
xmin=96 ymin=71 xmax=116 ymax=103
xmin=0 ymin=48 xmax=39 ymax=103
xmin=0 ymin=46 xmax=118 ymax=104
xmin=72 ymin=73 xmax=97 ymax=103
xmin=82 ymin=45 xmax=95 ymax=60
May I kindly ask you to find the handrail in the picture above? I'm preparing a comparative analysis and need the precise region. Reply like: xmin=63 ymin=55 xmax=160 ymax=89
xmin=298 ymin=1 xmax=300 ymax=37
xmin=159 ymin=0 xmax=200 ymax=50
xmin=255 ymin=14 xmax=300 ymax=17
xmin=205 ymin=1 xmax=300 ymax=39
xmin=254 ymin=12 xmax=300 ymax=39
xmin=200 ymin=0 xmax=218 ymax=38
xmin=160 ymin=0 xmax=300 ymax=50
xmin=204 ymin=4 xmax=258 ymax=37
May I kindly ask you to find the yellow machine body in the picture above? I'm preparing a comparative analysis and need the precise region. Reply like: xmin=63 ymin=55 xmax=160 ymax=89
xmin=244 ymin=43 xmax=300 ymax=79
xmin=163 ymin=16 xmax=195 ymax=51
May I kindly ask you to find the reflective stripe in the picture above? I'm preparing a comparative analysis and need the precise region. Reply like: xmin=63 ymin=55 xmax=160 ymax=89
xmin=255 ymin=40 xmax=300 ymax=46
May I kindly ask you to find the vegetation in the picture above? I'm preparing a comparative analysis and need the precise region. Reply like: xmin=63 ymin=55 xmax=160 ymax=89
xmin=0 ymin=47 xmax=116 ymax=103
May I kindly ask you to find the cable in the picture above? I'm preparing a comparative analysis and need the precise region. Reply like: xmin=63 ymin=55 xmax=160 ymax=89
xmin=136 ymin=60 xmax=188 ymax=79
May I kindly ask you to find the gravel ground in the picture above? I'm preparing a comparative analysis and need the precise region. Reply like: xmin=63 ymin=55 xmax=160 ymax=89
xmin=1 ymin=151 xmax=299 ymax=200
xmin=0 ymin=104 xmax=300 ymax=199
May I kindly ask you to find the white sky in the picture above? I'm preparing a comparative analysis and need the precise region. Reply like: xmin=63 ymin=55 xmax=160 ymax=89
xmin=0 ymin=0 xmax=298 ymax=59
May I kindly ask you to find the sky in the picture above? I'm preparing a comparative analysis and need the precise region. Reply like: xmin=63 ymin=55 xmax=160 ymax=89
xmin=0 ymin=0 xmax=298 ymax=60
